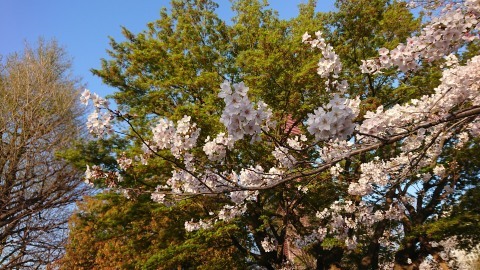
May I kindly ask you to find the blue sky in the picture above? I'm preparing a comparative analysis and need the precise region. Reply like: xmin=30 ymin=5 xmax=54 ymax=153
xmin=0 ymin=0 xmax=335 ymax=97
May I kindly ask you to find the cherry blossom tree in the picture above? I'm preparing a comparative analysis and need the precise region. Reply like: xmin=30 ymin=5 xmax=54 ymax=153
xmin=78 ymin=0 xmax=480 ymax=268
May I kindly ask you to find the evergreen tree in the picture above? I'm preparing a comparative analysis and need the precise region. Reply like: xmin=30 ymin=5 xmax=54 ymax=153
xmin=62 ymin=0 xmax=480 ymax=269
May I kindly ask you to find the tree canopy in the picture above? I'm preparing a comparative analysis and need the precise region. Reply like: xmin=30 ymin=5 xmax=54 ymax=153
xmin=62 ymin=0 xmax=480 ymax=269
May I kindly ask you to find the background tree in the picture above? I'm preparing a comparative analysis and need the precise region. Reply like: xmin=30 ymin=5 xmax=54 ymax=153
xmin=0 ymin=40 xmax=85 ymax=269
xmin=60 ymin=192 xmax=246 ymax=269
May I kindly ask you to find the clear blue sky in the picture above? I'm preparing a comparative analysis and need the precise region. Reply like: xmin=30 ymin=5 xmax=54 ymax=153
xmin=0 ymin=0 xmax=335 ymax=98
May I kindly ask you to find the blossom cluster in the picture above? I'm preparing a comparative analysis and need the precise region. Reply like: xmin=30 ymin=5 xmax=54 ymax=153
xmin=302 ymin=31 xmax=342 ymax=78
xmin=313 ymin=200 xmax=405 ymax=251
xmin=416 ymin=237 xmax=480 ymax=269
xmin=81 ymin=89 xmax=113 ymax=136
xmin=184 ymin=204 xmax=248 ymax=232
xmin=84 ymin=164 xmax=123 ymax=188
xmin=271 ymin=135 xmax=308 ymax=169
xmin=229 ymin=166 xmax=283 ymax=204
xmin=184 ymin=219 xmax=212 ymax=232
xmin=218 ymin=81 xmax=272 ymax=142
xmin=306 ymin=94 xmax=360 ymax=141
xmin=319 ymin=138 xmax=355 ymax=163
xmin=302 ymin=30 xmax=360 ymax=142
xmin=346 ymin=152 xmax=435 ymax=197
xmin=203 ymin=132 xmax=234 ymax=162
xmin=116 ymin=153 xmax=133 ymax=171
xmin=302 ymin=31 xmax=349 ymax=93
xmin=361 ymin=2 xmax=480 ymax=73
xmin=272 ymin=146 xmax=296 ymax=169
xmin=360 ymin=55 xmax=480 ymax=137
xmin=150 ymin=115 xmax=200 ymax=159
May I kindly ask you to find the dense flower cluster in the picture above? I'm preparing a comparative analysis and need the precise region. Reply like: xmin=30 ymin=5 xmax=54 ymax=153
xmin=302 ymin=31 xmax=361 ymax=141
xmin=306 ymin=94 xmax=359 ymax=141
xmin=219 ymin=81 xmax=273 ymax=142
xmin=203 ymin=132 xmax=234 ymax=162
xmin=272 ymin=146 xmax=296 ymax=168
xmin=360 ymin=54 xmax=480 ymax=137
xmin=312 ymin=200 xmax=405 ymax=252
xmin=303 ymin=30 xmax=350 ymax=93
xmin=81 ymin=89 xmax=113 ymax=136
xmin=150 ymin=115 xmax=200 ymax=159
xmin=302 ymin=31 xmax=342 ymax=79
xmin=361 ymin=1 xmax=480 ymax=73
